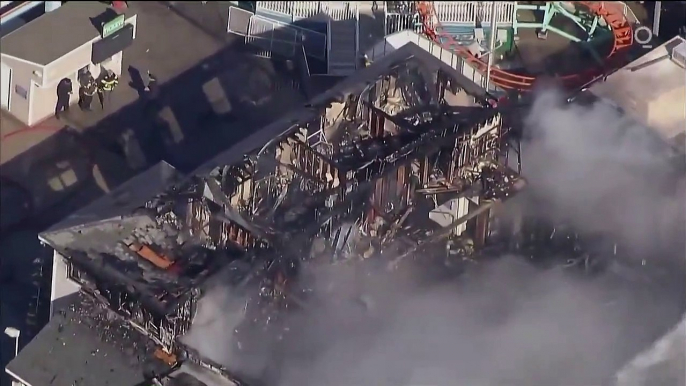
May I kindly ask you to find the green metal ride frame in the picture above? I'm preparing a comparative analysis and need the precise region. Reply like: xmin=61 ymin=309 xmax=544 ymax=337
xmin=512 ymin=2 xmax=610 ymax=64
xmin=513 ymin=2 xmax=607 ymax=42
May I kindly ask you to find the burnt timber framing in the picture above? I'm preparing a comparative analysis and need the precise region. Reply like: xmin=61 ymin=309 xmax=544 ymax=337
xmin=37 ymin=43 xmax=524 ymax=384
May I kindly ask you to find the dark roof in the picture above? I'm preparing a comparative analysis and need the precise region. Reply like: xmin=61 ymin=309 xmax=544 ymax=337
xmin=1 ymin=2 xmax=132 ymax=65
xmin=191 ymin=42 xmax=492 ymax=177
xmin=40 ymin=161 xmax=181 ymax=237
xmin=6 ymin=293 xmax=171 ymax=386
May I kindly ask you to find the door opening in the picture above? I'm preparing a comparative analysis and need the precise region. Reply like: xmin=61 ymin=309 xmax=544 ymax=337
xmin=1 ymin=62 xmax=12 ymax=110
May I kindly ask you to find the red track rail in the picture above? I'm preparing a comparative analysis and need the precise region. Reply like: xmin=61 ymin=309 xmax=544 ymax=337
xmin=416 ymin=1 xmax=634 ymax=91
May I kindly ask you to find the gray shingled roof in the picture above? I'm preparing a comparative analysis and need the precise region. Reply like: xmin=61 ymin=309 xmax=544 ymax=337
xmin=1 ymin=2 xmax=130 ymax=65
xmin=40 ymin=161 xmax=181 ymax=237
xmin=5 ymin=292 xmax=171 ymax=386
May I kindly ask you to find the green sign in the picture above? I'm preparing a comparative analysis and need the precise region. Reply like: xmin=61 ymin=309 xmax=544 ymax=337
xmin=102 ymin=14 xmax=126 ymax=38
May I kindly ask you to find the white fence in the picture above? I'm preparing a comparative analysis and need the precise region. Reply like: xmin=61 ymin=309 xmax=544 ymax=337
xmin=384 ymin=12 xmax=422 ymax=35
xmin=432 ymin=2 xmax=516 ymax=26
xmin=256 ymin=1 xmax=358 ymax=21
xmin=383 ymin=2 xmax=516 ymax=33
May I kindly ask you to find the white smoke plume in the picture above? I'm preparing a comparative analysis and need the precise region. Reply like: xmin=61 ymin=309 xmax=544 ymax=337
xmin=183 ymin=88 xmax=685 ymax=386
xmin=520 ymin=88 xmax=685 ymax=258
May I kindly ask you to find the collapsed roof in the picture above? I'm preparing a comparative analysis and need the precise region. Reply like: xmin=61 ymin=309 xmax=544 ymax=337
xmin=5 ymin=292 xmax=171 ymax=386
xmin=35 ymin=42 xmax=524 ymax=383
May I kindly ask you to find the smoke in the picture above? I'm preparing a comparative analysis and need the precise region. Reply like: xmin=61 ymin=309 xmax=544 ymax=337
xmin=181 ymin=281 xmax=247 ymax=366
xmin=615 ymin=312 xmax=686 ymax=386
xmin=520 ymin=88 xmax=685 ymax=258
xmin=183 ymin=88 xmax=685 ymax=386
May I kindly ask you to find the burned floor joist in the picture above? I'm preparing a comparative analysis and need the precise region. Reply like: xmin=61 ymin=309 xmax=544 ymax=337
xmin=31 ymin=43 xmax=524 ymax=385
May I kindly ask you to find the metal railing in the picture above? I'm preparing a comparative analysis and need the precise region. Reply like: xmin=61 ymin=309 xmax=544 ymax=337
xmin=430 ymin=1 xmax=516 ymax=26
xmin=256 ymin=1 xmax=292 ymax=17
xmin=256 ymin=1 xmax=360 ymax=21
xmin=247 ymin=15 xmax=300 ymax=57
xmin=616 ymin=1 xmax=640 ymax=24
xmin=293 ymin=1 xmax=325 ymax=20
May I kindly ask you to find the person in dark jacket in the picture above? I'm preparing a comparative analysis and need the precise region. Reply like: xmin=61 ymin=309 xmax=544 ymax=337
xmin=55 ymin=78 xmax=73 ymax=118
xmin=78 ymin=75 xmax=97 ymax=111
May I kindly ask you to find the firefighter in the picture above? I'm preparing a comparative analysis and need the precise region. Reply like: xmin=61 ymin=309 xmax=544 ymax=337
xmin=359 ymin=54 xmax=371 ymax=68
xmin=145 ymin=70 xmax=159 ymax=100
xmin=97 ymin=69 xmax=119 ymax=109
xmin=55 ymin=78 xmax=73 ymax=119
xmin=78 ymin=76 xmax=96 ymax=111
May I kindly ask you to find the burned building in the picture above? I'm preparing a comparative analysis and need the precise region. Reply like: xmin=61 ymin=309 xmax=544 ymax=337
xmin=7 ymin=43 xmax=524 ymax=386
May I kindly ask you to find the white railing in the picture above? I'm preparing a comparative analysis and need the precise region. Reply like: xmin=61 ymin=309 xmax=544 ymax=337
xmin=433 ymin=2 xmax=476 ymax=25
xmin=617 ymin=1 xmax=640 ymax=24
xmin=292 ymin=1 xmax=323 ymax=20
xmin=256 ymin=1 xmax=359 ymax=22
xmin=384 ymin=13 xmax=423 ymax=35
xmin=432 ymin=1 xmax=516 ymax=26
xmin=322 ymin=1 xmax=358 ymax=21
xmin=365 ymin=30 xmax=502 ymax=93
xmin=481 ymin=2 xmax=516 ymax=25
xmin=256 ymin=1 xmax=292 ymax=16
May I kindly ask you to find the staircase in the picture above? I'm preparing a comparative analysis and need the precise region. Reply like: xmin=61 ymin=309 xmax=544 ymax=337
xmin=254 ymin=1 xmax=360 ymax=76
xmin=328 ymin=17 xmax=358 ymax=76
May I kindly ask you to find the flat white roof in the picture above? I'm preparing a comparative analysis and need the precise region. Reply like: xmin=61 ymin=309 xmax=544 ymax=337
xmin=589 ymin=36 xmax=686 ymax=146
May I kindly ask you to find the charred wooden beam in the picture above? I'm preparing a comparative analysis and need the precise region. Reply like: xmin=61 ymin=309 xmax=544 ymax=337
xmin=387 ymin=178 xmax=527 ymax=269
xmin=347 ymin=111 xmax=501 ymax=183
xmin=362 ymin=100 xmax=414 ymax=131
xmin=281 ymin=136 xmax=341 ymax=191
xmin=204 ymin=177 xmax=272 ymax=241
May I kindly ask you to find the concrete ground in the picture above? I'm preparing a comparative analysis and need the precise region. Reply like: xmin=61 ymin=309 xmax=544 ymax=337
xmin=0 ymin=2 xmax=306 ymax=382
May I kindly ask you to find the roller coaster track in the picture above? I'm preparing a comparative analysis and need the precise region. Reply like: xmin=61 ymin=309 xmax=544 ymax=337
xmin=416 ymin=1 xmax=635 ymax=91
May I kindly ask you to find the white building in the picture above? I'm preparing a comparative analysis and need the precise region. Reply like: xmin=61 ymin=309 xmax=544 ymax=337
xmin=588 ymin=36 xmax=686 ymax=152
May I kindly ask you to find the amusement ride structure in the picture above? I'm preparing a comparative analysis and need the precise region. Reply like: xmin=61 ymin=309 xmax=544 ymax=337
xmin=415 ymin=1 xmax=636 ymax=91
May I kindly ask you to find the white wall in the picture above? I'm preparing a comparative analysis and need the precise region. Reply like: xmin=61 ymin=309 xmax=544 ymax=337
xmin=49 ymin=250 xmax=80 ymax=319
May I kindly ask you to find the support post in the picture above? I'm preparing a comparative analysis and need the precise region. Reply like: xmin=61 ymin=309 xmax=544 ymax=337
xmin=652 ymin=1 xmax=661 ymax=37
xmin=355 ymin=3 xmax=360 ymax=68
xmin=485 ymin=1 xmax=499 ymax=92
